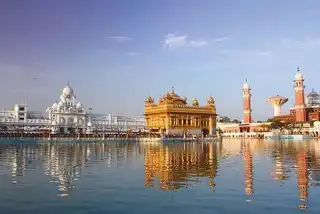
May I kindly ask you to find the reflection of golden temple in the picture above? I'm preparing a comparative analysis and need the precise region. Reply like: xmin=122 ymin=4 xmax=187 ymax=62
xmin=144 ymin=143 xmax=218 ymax=190
xmin=243 ymin=141 xmax=254 ymax=195
xmin=144 ymin=87 xmax=217 ymax=136
xmin=272 ymin=150 xmax=288 ymax=181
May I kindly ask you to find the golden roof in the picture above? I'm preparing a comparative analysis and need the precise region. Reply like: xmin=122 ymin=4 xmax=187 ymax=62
xmin=192 ymin=98 xmax=199 ymax=106
xmin=144 ymin=87 xmax=215 ymax=108
xmin=207 ymin=96 xmax=215 ymax=105
xmin=144 ymin=96 xmax=154 ymax=104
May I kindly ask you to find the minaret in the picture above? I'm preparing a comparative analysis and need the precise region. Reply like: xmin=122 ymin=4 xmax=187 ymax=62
xmin=294 ymin=67 xmax=307 ymax=122
xmin=242 ymin=79 xmax=252 ymax=124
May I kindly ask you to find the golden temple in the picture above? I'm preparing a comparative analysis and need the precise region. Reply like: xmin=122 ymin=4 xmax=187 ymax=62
xmin=144 ymin=87 xmax=217 ymax=136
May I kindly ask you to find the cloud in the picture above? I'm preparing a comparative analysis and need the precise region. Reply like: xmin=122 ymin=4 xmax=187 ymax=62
xmin=161 ymin=34 xmax=228 ymax=50
xmin=258 ymin=52 xmax=271 ymax=56
xmin=214 ymin=37 xmax=228 ymax=42
xmin=281 ymin=37 xmax=320 ymax=47
xmin=0 ymin=64 xmax=24 ymax=74
xmin=219 ymin=49 xmax=272 ymax=57
xmin=126 ymin=52 xmax=140 ymax=56
xmin=107 ymin=36 xmax=132 ymax=43
xmin=162 ymin=33 xmax=211 ymax=49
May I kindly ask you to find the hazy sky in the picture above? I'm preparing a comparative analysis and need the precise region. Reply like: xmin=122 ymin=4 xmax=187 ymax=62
xmin=0 ymin=0 xmax=320 ymax=120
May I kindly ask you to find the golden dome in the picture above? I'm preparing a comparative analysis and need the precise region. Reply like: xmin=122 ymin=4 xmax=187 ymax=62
xmin=165 ymin=92 xmax=171 ymax=98
xmin=207 ymin=96 xmax=215 ymax=105
xmin=192 ymin=98 xmax=199 ymax=106
xmin=144 ymin=96 xmax=154 ymax=104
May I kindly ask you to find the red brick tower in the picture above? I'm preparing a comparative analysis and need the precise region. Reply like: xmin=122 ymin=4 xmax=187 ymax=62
xmin=243 ymin=79 xmax=252 ymax=124
xmin=294 ymin=67 xmax=307 ymax=122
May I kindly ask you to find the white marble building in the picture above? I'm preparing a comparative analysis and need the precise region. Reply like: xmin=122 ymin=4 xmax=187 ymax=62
xmin=306 ymin=89 xmax=320 ymax=107
xmin=46 ymin=83 xmax=90 ymax=134
xmin=0 ymin=83 xmax=146 ymax=133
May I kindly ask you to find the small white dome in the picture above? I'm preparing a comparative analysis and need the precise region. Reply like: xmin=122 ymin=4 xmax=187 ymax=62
xmin=243 ymin=81 xmax=249 ymax=89
xmin=295 ymin=72 xmax=303 ymax=80
xmin=62 ymin=83 xmax=74 ymax=99
xmin=76 ymin=102 xmax=82 ymax=108
xmin=87 ymin=122 xmax=92 ymax=127
xmin=58 ymin=101 xmax=64 ymax=106
xmin=52 ymin=102 xmax=58 ymax=109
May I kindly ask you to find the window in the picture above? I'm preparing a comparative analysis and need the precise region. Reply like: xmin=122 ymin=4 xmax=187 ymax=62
xmin=19 ymin=107 xmax=25 ymax=111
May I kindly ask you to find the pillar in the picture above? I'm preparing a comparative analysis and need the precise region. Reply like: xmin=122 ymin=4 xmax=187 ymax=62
xmin=165 ymin=115 xmax=169 ymax=135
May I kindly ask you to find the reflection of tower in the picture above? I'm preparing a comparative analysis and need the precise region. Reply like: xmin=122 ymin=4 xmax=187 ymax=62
xmin=243 ymin=141 xmax=253 ymax=195
xmin=297 ymin=152 xmax=308 ymax=202
xmin=294 ymin=67 xmax=307 ymax=122
xmin=267 ymin=95 xmax=289 ymax=117
xmin=242 ymin=80 xmax=252 ymax=124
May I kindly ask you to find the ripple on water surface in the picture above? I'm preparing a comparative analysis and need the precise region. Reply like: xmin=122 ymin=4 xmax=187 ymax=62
xmin=0 ymin=139 xmax=320 ymax=213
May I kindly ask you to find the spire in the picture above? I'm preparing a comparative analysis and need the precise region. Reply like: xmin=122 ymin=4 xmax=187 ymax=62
xmin=297 ymin=66 xmax=300 ymax=72
xmin=245 ymin=78 xmax=248 ymax=83
xmin=171 ymin=86 xmax=175 ymax=93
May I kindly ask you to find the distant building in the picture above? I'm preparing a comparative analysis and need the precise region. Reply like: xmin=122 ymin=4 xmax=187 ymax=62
xmin=219 ymin=80 xmax=270 ymax=137
xmin=273 ymin=67 xmax=320 ymax=123
xmin=0 ymin=83 xmax=145 ymax=132
xmin=45 ymin=82 xmax=88 ymax=134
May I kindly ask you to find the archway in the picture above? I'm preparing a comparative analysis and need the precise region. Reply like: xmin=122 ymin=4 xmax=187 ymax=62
xmin=60 ymin=117 xmax=66 ymax=125
xmin=202 ymin=128 xmax=209 ymax=136
xmin=78 ymin=118 xmax=83 ymax=126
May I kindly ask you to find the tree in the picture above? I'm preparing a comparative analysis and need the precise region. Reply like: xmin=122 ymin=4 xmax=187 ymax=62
xmin=269 ymin=119 xmax=285 ymax=129
xmin=222 ymin=117 xmax=231 ymax=123
xmin=232 ymin=119 xmax=240 ymax=124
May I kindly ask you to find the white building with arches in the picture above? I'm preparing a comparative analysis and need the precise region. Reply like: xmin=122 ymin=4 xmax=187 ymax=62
xmin=46 ymin=83 xmax=89 ymax=134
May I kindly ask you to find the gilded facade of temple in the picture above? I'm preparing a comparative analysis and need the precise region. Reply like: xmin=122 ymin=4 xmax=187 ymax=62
xmin=144 ymin=87 xmax=217 ymax=136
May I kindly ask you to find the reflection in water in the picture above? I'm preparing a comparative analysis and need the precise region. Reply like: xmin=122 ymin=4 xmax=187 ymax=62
xmin=0 ymin=142 xmax=142 ymax=197
xmin=243 ymin=141 xmax=253 ymax=196
xmin=1 ymin=140 xmax=320 ymax=211
xmin=143 ymin=143 xmax=218 ymax=191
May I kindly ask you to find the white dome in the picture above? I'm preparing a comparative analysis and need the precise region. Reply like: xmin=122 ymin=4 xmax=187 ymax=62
xmin=58 ymin=101 xmax=64 ymax=106
xmin=295 ymin=72 xmax=303 ymax=80
xmin=76 ymin=102 xmax=82 ymax=108
xmin=87 ymin=122 xmax=92 ymax=127
xmin=62 ymin=84 xmax=73 ymax=99
xmin=52 ymin=102 xmax=58 ymax=109
xmin=243 ymin=81 xmax=249 ymax=89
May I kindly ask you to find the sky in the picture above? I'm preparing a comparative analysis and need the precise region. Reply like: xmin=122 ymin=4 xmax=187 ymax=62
xmin=0 ymin=0 xmax=320 ymax=120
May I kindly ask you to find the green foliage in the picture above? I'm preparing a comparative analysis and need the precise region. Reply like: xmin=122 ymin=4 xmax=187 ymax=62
xmin=269 ymin=119 xmax=286 ymax=129
xmin=232 ymin=119 xmax=240 ymax=124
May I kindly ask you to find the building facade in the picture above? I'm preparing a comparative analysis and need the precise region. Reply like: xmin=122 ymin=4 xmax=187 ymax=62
xmin=144 ymin=87 xmax=217 ymax=136
xmin=274 ymin=68 xmax=320 ymax=123
xmin=0 ymin=83 xmax=146 ymax=133
xmin=46 ymin=83 xmax=88 ymax=134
